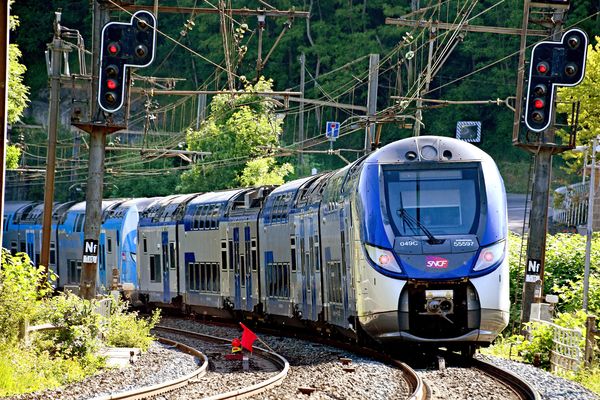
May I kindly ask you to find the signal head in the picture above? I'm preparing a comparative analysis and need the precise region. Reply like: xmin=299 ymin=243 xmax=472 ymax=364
xmin=135 ymin=44 xmax=148 ymax=59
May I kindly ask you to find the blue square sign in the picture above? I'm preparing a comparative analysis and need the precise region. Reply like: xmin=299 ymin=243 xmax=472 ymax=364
xmin=325 ymin=121 xmax=340 ymax=140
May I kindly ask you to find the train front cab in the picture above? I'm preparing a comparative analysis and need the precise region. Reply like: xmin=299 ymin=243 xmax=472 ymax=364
xmin=355 ymin=136 xmax=509 ymax=348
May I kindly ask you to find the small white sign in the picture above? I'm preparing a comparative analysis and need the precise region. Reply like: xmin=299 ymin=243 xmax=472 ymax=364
xmin=525 ymin=274 xmax=540 ymax=283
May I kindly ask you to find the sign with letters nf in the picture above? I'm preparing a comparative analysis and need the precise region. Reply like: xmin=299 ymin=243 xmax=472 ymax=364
xmin=83 ymin=239 xmax=99 ymax=263
xmin=525 ymin=258 xmax=542 ymax=282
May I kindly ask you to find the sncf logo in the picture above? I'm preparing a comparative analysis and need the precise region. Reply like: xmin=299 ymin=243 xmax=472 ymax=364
xmin=425 ymin=256 xmax=449 ymax=269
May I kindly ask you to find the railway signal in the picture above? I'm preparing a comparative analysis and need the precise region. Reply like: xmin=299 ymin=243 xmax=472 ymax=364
xmin=524 ymin=28 xmax=588 ymax=132
xmin=98 ymin=10 xmax=156 ymax=113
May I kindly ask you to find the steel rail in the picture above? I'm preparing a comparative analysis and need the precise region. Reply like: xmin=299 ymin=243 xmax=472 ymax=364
xmin=470 ymin=357 xmax=541 ymax=400
xmin=154 ymin=325 xmax=290 ymax=399
xmin=390 ymin=359 xmax=429 ymax=400
xmin=95 ymin=336 xmax=208 ymax=400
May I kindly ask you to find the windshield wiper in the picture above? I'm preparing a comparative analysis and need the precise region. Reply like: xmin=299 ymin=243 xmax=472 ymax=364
xmin=397 ymin=208 xmax=444 ymax=245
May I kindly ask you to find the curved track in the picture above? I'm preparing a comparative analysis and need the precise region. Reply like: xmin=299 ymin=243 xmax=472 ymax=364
xmin=94 ymin=336 xmax=208 ymax=400
xmin=470 ymin=356 xmax=541 ymax=400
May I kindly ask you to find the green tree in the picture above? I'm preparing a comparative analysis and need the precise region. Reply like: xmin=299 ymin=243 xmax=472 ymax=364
xmin=178 ymin=77 xmax=289 ymax=192
xmin=239 ymin=157 xmax=293 ymax=187
xmin=6 ymin=11 xmax=29 ymax=169
xmin=557 ymin=36 xmax=600 ymax=173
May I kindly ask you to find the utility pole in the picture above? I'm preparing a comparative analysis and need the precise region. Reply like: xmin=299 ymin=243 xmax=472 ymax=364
xmin=0 ymin=0 xmax=8 ymax=247
xmin=76 ymin=0 xmax=111 ymax=300
xmin=298 ymin=53 xmax=305 ymax=169
xmin=40 ymin=12 xmax=64 ymax=274
xmin=365 ymin=54 xmax=379 ymax=153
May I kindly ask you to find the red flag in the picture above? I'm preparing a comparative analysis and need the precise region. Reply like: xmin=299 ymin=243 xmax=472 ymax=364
xmin=240 ymin=322 xmax=257 ymax=352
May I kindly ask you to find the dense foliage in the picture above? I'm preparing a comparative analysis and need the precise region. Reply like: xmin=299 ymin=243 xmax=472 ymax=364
xmin=9 ymin=1 xmax=599 ymax=196
xmin=178 ymin=78 xmax=293 ymax=192
xmin=0 ymin=250 xmax=160 ymax=396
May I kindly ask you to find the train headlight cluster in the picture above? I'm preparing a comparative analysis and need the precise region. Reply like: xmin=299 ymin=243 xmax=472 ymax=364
xmin=472 ymin=240 xmax=505 ymax=272
xmin=364 ymin=244 xmax=402 ymax=273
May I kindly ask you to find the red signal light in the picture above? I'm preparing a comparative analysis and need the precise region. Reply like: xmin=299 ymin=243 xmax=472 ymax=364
xmin=107 ymin=79 xmax=118 ymax=90
xmin=107 ymin=42 xmax=120 ymax=55
xmin=534 ymin=99 xmax=544 ymax=109
xmin=537 ymin=62 xmax=549 ymax=74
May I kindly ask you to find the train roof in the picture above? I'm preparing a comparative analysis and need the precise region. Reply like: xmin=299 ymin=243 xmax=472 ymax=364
xmin=67 ymin=199 xmax=124 ymax=213
xmin=364 ymin=136 xmax=488 ymax=164
xmin=3 ymin=201 xmax=36 ymax=215
xmin=188 ymin=189 xmax=245 ymax=205
xmin=268 ymin=175 xmax=315 ymax=195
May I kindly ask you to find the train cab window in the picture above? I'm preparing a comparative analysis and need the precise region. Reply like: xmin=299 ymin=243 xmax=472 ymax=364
xmin=169 ymin=242 xmax=176 ymax=269
xmin=107 ymin=238 xmax=112 ymax=253
xmin=150 ymin=255 xmax=161 ymax=282
xmin=50 ymin=242 xmax=56 ymax=265
xmin=68 ymin=259 xmax=82 ymax=284
xmin=383 ymin=166 xmax=481 ymax=236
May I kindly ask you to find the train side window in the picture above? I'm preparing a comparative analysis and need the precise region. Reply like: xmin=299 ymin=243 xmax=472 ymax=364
xmin=107 ymin=238 xmax=112 ymax=253
xmin=19 ymin=241 xmax=25 ymax=253
xmin=228 ymin=240 xmax=234 ymax=270
xmin=290 ymin=236 xmax=296 ymax=272
xmin=75 ymin=214 xmax=85 ymax=232
xmin=143 ymin=238 xmax=147 ymax=253
xmin=10 ymin=241 xmax=17 ymax=256
xmin=240 ymin=255 xmax=246 ymax=286
xmin=68 ymin=259 xmax=82 ymax=284
xmin=251 ymin=239 xmax=257 ymax=271
xmin=194 ymin=263 xmax=200 ymax=291
xmin=150 ymin=255 xmax=162 ymax=283
xmin=200 ymin=262 xmax=207 ymax=291
xmin=221 ymin=241 xmax=228 ymax=270
xmin=314 ymin=235 xmax=320 ymax=272
xmin=169 ymin=242 xmax=176 ymax=269
xmin=213 ymin=263 xmax=220 ymax=292
xmin=49 ymin=242 xmax=56 ymax=265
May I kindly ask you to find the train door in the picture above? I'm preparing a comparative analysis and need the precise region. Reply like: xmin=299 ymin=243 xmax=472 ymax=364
xmin=232 ymin=227 xmax=241 ymax=309
xmin=161 ymin=231 xmax=170 ymax=303
xmin=243 ymin=226 xmax=252 ymax=311
xmin=339 ymin=210 xmax=349 ymax=323
xmin=299 ymin=217 xmax=308 ymax=319
xmin=309 ymin=217 xmax=318 ymax=321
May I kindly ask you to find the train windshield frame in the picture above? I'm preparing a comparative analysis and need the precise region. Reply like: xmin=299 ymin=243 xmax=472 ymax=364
xmin=382 ymin=163 xmax=482 ymax=237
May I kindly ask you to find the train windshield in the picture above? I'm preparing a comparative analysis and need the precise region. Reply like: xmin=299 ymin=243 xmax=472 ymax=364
xmin=383 ymin=165 xmax=481 ymax=236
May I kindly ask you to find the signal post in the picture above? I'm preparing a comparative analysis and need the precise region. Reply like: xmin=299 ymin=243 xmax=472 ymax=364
xmin=76 ymin=3 xmax=156 ymax=299
xmin=514 ymin=1 xmax=588 ymax=325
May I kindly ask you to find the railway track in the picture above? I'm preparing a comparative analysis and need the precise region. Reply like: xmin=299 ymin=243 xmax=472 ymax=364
xmin=93 ymin=326 xmax=289 ymax=400
xmin=471 ymin=356 xmax=541 ymax=400
xmin=414 ymin=351 xmax=541 ymax=400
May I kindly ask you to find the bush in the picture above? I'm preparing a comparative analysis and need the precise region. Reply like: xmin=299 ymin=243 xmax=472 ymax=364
xmin=105 ymin=297 xmax=160 ymax=351
xmin=0 ymin=250 xmax=54 ymax=345
xmin=517 ymin=321 xmax=554 ymax=369
xmin=36 ymin=292 xmax=104 ymax=359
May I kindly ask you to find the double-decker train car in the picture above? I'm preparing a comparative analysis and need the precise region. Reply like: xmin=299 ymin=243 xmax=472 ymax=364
xmin=3 ymin=136 xmax=508 ymax=351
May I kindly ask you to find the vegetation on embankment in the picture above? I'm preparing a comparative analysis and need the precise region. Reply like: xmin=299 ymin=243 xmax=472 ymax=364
xmin=0 ymin=250 xmax=160 ymax=396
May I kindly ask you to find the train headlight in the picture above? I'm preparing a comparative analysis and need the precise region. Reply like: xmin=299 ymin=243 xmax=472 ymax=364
xmin=472 ymin=240 xmax=505 ymax=272
xmin=364 ymin=244 xmax=402 ymax=273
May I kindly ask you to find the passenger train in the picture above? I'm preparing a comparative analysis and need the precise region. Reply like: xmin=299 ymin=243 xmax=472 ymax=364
xmin=2 ymin=136 xmax=509 ymax=352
